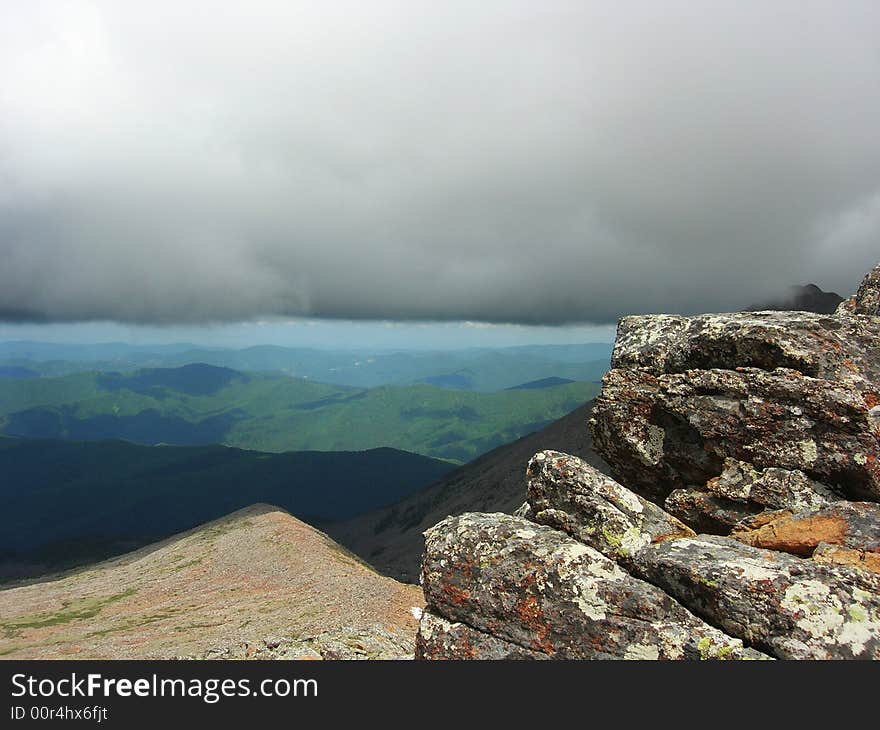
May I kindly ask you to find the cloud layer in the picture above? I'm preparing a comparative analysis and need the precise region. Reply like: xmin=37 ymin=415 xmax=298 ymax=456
xmin=2 ymin=1 xmax=879 ymax=325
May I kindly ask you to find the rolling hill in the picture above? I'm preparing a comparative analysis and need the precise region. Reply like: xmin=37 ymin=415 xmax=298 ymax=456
xmin=326 ymin=400 xmax=609 ymax=583
xmin=0 ymin=436 xmax=453 ymax=578
xmin=0 ymin=364 xmax=601 ymax=462
xmin=0 ymin=505 xmax=422 ymax=659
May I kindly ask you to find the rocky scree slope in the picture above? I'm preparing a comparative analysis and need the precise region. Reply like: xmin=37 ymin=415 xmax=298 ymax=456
xmin=416 ymin=264 xmax=880 ymax=660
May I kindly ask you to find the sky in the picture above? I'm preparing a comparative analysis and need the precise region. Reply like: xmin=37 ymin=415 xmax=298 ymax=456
xmin=1 ymin=1 xmax=879 ymax=345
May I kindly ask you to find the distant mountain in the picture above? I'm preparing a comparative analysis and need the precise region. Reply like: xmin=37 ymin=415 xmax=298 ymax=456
xmin=0 ymin=366 xmax=38 ymax=379
xmin=506 ymin=376 xmax=576 ymax=390
xmin=326 ymin=400 xmax=608 ymax=583
xmin=0 ymin=505 xmax=421 ymax=659
xmin=417 ymin=372 xmax=474 ymax=389
xmin=748 ymin=283 xmax=844 ymax=314
xmin=96 ymin=363 xmax=247 ymax=396
xmin=0 ymin=342 xmax=612 ymax=391
xmin=0 ymin=366 xmax=600 ymax=462
xmin=0 ymin=436 xmax=453 ymax=578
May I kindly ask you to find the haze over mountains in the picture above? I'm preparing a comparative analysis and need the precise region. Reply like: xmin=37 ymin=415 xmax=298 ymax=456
xmin=0 ymin=341 xmax=611 ymax=387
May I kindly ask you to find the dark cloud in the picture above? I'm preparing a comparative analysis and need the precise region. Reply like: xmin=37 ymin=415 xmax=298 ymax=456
xmin=1 ymin=1 xmax=879 ymax=325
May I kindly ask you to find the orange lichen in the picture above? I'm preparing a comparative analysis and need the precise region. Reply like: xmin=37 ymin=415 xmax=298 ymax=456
xmin=731 ymin=512 xmax=849 ymax=557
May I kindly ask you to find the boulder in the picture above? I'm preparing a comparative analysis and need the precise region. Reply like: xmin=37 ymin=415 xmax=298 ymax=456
xmin=609 ymin=310 xmax=880 ymax=385
xmin=420 ymin=512 xmax=767 ymax=660
xmin=636 ymin=535 xmax=880 ymax=659
xmin=706 ymin=459 xmax=839 ymax=512
xmin=664 ymin=460 xmax=840 ymax=534
xmin=522 ymin=450 xmax=880 ymax=659
xmin=591 ymin=366 xmax=880 ymax=502
xmin=526 ymin=450 xmax=693 ymax=570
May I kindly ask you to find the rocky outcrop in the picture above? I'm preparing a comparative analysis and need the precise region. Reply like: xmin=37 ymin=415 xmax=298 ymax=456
xmin=591 ymin=266 xmax=880 ymax=506
xmin=591 ymin=366 xmax=880 ymax=503
xmin=838 ymin=263 xmax=880 ymax=316
xmin=417 ymin=263 xmax=880 ymax=660
xmin=419 ymin=512 xmax=765 ymax=659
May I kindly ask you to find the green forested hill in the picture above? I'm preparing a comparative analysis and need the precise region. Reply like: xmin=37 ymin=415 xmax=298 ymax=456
xmin=0 ymin=364 xmax=600 ymax=462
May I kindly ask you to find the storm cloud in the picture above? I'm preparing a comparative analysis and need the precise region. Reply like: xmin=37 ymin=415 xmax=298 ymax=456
xmin=1 ymin=1 xmax=879 ymax=325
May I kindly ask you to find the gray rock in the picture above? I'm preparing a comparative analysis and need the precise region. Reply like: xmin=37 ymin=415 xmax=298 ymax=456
xmin=663 ymin=460 xmax=840 ymax=534
xmin=636 ymin=535 xmax=880 ymax=659
xmin=838 ymin=262 xmax=880 ymax=316
xmin=421 ymin=512 xmax=767 ymax=660
xmin=610 ymin=310 xmax=880 ymax=385
xmin=664 ymin=487 xmax=760 ymax=534
xmin=415 ymin=611 xmax=549 ymax=660
xmin=707 ymin=458 xmax=839 ymax=511
xmin=526 ymin=450 xmax=693 ymax=569
xmin=591 ymin=366 xmax=880 ymax=502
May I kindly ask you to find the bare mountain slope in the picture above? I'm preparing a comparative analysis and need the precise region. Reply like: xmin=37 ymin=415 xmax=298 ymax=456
xmin=327 ymin=400 xmax=608 ymax=582
xmin=0 ymin=505 xmax=421 ymax=659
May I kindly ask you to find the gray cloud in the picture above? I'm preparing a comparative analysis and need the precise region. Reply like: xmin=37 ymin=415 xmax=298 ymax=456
xmin=1 ymin=0 xmax=879 ymax=325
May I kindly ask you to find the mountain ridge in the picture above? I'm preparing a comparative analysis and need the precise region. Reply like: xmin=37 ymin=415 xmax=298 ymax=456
xmin=0 ymin=504 xmax=422 ymax=660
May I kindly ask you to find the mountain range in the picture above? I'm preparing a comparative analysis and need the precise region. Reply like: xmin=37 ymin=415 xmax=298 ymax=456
xmin=0 ymin=363 xmax=599 ymax=462
xmin=0 ymin=341 xmax=612 ymax=389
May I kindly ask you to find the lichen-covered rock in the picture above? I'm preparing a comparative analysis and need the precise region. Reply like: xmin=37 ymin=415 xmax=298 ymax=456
xmin=591 ymin=366 xmax=880 ymax=502
xmin=813 ymin=543 xmax=880 ymax=575
xmin=415 ymin=611 xmax=549 ymax=660
xmin=707 ymin=459 xmax=839 ymax=512
xmin=635 ymin=535 xmax=880 ymax=659
xmin=664 ymin=487 xmax=760 ymax=534
xmin=730 ymin=502 xmax=880 ymax=557
xmin=610 ymin=310 xmax=880 ymax=385
xmin=664 ymin=460 xmax=841 ymax=534
xmin=417 ymin=264 xmax=880 ymax=662
xmin=838 ymin=263 xmax=880 ymax=316
xmin=421 ymin=513 xmax=767 ymax=660
xmin=526 ymin=450 xmax=693 ymax=569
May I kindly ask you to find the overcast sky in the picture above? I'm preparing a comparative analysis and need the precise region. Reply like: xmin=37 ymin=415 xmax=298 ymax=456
xmin=1 ymin=1 xmax=879 ymax=331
